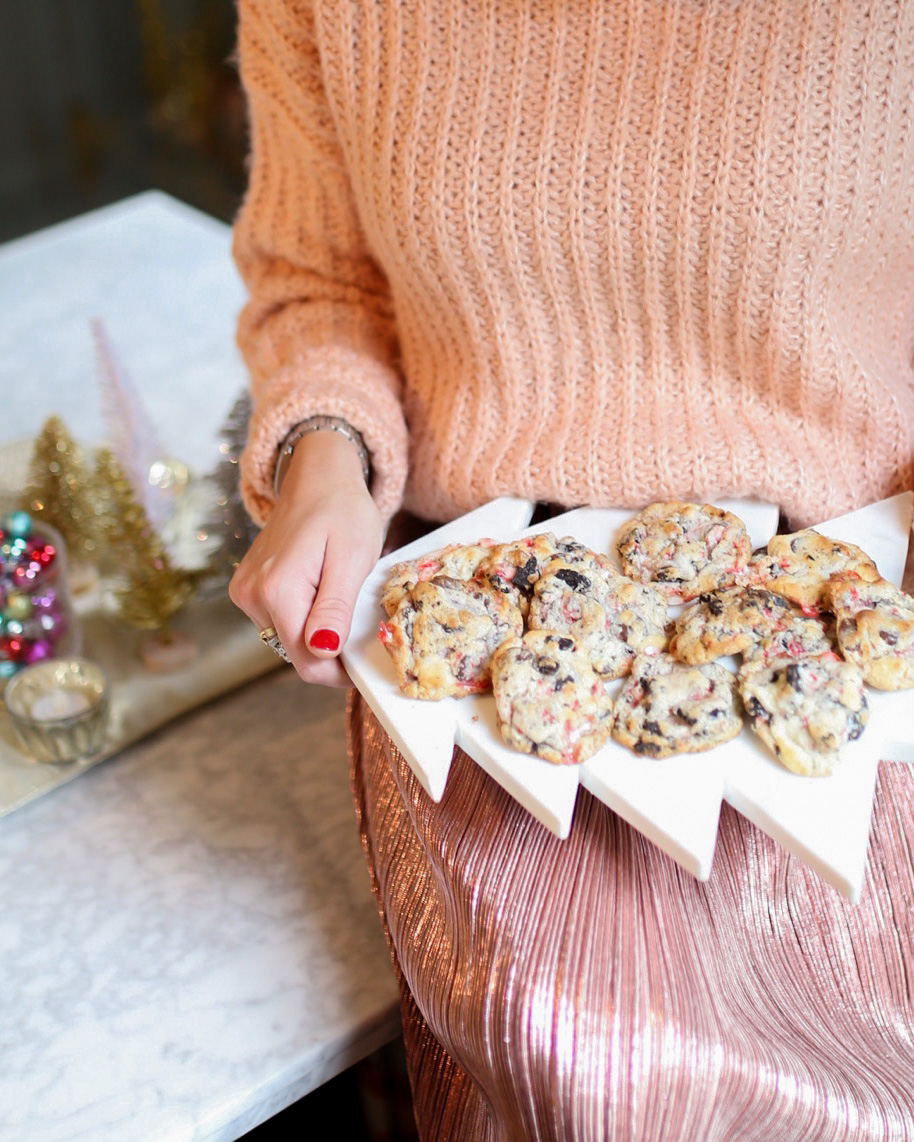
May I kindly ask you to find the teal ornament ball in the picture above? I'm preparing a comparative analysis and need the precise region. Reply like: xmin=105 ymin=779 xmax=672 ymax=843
xmin=4 ymin=511 xmax=32 ymax=540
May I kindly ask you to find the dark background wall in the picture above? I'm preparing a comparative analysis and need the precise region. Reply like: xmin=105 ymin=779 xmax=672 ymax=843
xmin=1 ymin=0 xmax=247 ymax=242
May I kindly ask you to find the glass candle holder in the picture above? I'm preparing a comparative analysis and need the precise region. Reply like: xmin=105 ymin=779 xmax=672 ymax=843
xmin=0 ymin=512 xmax=80 ymax=687
xmin=4 ymin=657 xmax=109 ymax=763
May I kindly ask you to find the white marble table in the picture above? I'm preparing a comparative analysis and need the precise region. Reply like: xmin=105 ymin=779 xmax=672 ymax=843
xmin=0 ymin=195 xmax=401 ymax=1141
xmin=1 ymin=190 xmax=249 ymax=472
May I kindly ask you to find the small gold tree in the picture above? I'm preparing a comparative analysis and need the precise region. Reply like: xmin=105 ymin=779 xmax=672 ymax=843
xmin=21 ymin=416 xmax=101 ymax=575
xmin=94 ymin=447 xmax=196 ymax=635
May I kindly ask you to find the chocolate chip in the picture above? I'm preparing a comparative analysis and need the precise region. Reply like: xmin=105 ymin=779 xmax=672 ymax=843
xmin=879 ymin=629 xmax=899 ymax=646
xmin=513 ymin=555 xmax=540 ymax=594
xmin=536 ymin=657 xmax=559 ymax=675
xmin=746 ymin=587 xmax=788 ymax=611
xmin=555 ymin=568 xmax=591 ymax=591
xmin=745 ymin=696 xmax=770 ymax=721
xmin=785 ymin=663 xmax=802 ymax=690
xmin=673 ymin=708 xmax=697 ymax=726
xmin=644 ymin=719 xmax=662 ymax=736
xmin=848 ymin=711 xmax=866 ymax=741
xmin=634 ymin=739 xmax=662 ymax=755
xmin=487 ymin=575 xmax=513 ymax=596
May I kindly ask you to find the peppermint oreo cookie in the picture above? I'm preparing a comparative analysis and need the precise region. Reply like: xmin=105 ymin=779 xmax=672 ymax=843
xmin=381 ymin=540 xmax=498 ymax=617
xmin=615 ymin=501 xmax=752 ymax=602
xmin=750 ymin=529 xmax=880 ymax=611
xmin=476 ymin=532 xmax=570 ymax=614
xmin=739 ymin=652 xmax=869 ymax=776
xmin=670 ymin=586 xmax=799 ymax=664
xmin=738 ymin=615 xmax=835 ymax=673
xmin=528 ymin=561 xmax=668 ymax=679
xmin=491 ymin=630 xmax=614 ymax=764
xmin=825 ymin=574 xmax=914 ymax=690
xmin=611 ymin=652 xmax=743 ymax=758
xmin=379 ymin=575 xmax=523 ymax=700
xmin=546 ymin=536 xmax=620 ymax=574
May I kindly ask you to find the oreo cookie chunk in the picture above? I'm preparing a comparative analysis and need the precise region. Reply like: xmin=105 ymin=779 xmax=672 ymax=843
xmin=528 ymin=561 xmax=668 ymax=679
xmin=750 ymin=529 xmax=880 ymax=611
xmin=379 ymin=575 xmax=523 ymax=700
xmin=825 ymin=573 xmax=914 ymax=690
xmin=670 ymin=586 xmax=799 ymax=664
xmin=615 ymin=501 xmax=752 ymax=602
xmin=611 ymin=652 xmax=743 ymax=758
xmin=739 ymin=652 xmax=869 ymax=776
xmin=491 ymin=630 xmax=614 ymax=764
xmin=380 ymin=539 xmax=498 ymax=617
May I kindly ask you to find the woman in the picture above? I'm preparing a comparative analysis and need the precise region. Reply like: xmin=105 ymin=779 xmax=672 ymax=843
xmin=229 ymin=1 xmax=914 ymax=1137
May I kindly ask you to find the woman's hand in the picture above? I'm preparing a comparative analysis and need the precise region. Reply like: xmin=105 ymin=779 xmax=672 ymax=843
xmin=229 ymin=430 xmax=384 ymax=686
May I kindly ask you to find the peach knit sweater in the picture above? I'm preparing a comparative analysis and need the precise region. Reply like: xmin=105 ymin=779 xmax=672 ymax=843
xmin=234 ymin=0 xmax=914 ymax=530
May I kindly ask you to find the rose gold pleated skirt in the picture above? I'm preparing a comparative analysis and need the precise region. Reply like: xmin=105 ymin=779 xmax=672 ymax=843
xmin=348 ymin=691 xmax=914 ymax=1141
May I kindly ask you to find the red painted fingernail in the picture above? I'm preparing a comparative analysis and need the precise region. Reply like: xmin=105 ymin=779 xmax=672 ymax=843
xmin=310 ymin=628 xmax=340 ymax=652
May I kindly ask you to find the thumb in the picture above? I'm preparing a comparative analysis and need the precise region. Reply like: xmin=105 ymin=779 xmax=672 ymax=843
xmin=305 ymin=538 xmax=376 ymax=658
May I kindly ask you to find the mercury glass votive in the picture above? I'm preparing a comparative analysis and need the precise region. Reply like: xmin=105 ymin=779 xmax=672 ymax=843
xmin=4 ymin=657 xmax=109 ymax=763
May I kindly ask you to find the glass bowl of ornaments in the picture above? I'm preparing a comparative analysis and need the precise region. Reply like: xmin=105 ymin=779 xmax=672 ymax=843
xmin=0 ymin=510 xmax=80 ymax=688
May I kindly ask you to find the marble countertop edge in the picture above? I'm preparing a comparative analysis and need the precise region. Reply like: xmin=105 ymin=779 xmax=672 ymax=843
xmin=210 ymin=1008 xmax=403 ymax=1142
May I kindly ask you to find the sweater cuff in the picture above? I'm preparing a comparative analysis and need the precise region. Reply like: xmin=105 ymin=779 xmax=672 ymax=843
xmin=240 ymin=345 xmax=409 ymax=527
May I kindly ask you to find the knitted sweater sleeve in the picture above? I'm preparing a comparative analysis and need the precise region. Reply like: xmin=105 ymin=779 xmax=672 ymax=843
xmin=233 ymin=0 xmax=409 ymax=526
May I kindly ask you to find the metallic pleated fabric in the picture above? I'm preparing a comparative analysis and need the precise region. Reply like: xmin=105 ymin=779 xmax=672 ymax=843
xmin=349 ymin=691 xmax=914 ymax=1141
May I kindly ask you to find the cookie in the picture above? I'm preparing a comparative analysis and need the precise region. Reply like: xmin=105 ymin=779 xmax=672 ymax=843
xmin=750 ymin=529 xmax=880 ymax=611
xmin=380 ymin=540 xmax=498 ymax=617
xmin=824 ymin=574 xmax=914 ymax=690
xmin=615 ymin=501 xmax=752 ymax=602
xmin=670 ymin=586 xmax=800 ymax=664
xmin=378 ymin=575 xmax=523 ymax=699
xmin=475 ymin=532 xmax=569 ymax=614
xmin=545 ymin=536 xmax=620 ymax=574
xmin=739 ymin=653 xmax=869 ymax=776
xmin=611 ymin=652 xmax=743 ymax=758
xmin=738 ymin=615 xmax=835 ymax=673
xmin=490 ymin=630 xmax=614 ymax=764
xmin=528 ymin=561 xmax=668 ymax=678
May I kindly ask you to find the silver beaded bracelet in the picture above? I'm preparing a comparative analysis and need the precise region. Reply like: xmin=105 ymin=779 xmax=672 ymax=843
xmin=273 ymin=415 xmax=372 ymax=496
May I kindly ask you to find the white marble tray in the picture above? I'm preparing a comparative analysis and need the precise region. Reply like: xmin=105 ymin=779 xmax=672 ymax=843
xmin=343 ymin=493 xmax=914 ymax=902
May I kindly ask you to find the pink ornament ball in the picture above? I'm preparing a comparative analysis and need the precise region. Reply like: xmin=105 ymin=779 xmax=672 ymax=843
xmin=23 ymin=638 xmax=54 ymax=665
xmin=30 ymin=587 xmax=58 ymax=613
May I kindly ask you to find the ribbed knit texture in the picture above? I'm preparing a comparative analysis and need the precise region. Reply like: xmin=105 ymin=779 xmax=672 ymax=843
xmin=235 ymin=0 xmax=914 ymax=529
